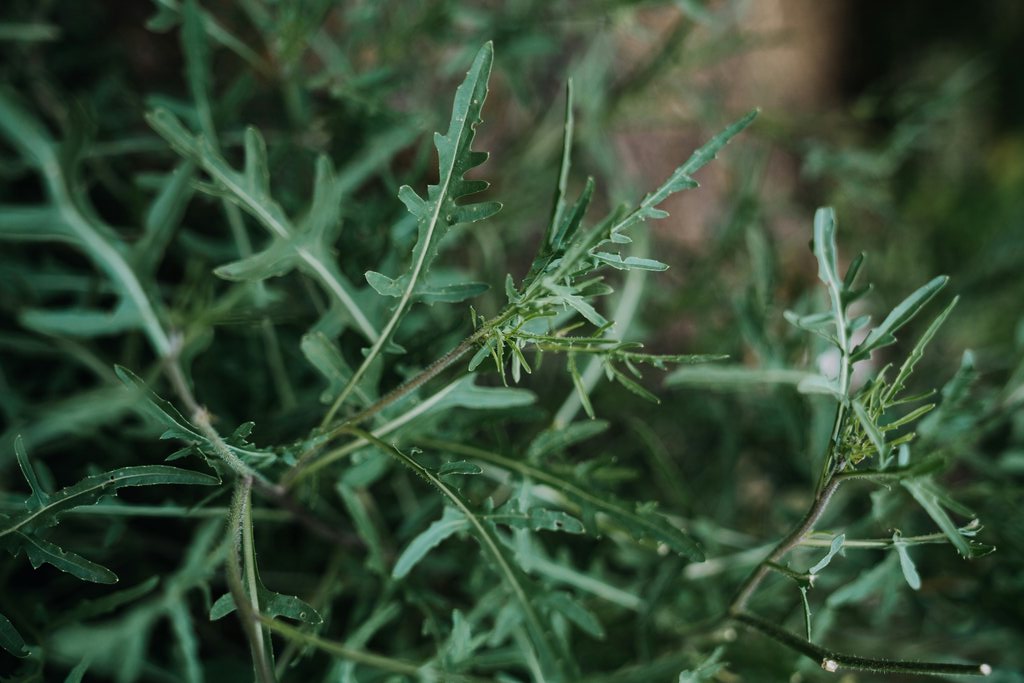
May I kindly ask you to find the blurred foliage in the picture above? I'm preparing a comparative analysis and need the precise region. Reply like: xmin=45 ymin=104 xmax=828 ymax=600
xmin=1 ymin=1 xmax=1022 ymax=682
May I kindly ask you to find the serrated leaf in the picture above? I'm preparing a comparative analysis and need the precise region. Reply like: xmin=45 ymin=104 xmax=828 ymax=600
xmin=353 ymin=429 xmax=568 ymax=680
xmin=20 ymin=534 xmax=118 ymax=583
xmin=210 ymin=585 xmax=322 ymax=626
xmin=374 ymin=43 xmax=498 ymax=311
xmin=115 ymin=365 xmax=274 ymax=465
xmin=145 ymin=108 xmax=379 ymax=341
xmin=521 ymin=508 xmax=585 ymax=534
xmin=596 ymin=110 xmax=757 ymax=257
xmin=884 ymin=297 xmax=959 ymax=404
xmin=1 ymin=464 xmax=218 ymax=538
xmin=114 ymin=365 xmax=202 ymax=443
xmin=0 ymin=611 xmax=28 ymax=657
xmin=854 ymin=276 xmax=949 ymax=359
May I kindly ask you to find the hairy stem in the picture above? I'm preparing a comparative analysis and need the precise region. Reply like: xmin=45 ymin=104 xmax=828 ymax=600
xmin=228 ymin=478 xmax=276 ymax=683
xmin=734 ymin=612 xmax=991 ymax=676
xmin=728 ymin=477 xmax=841 ymax=615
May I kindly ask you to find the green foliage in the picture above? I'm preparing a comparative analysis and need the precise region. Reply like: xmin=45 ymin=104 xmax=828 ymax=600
xmin=1 ymin=2 xmax=1019 ymax=682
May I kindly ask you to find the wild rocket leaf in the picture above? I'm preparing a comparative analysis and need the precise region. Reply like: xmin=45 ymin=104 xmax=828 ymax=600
xmin=1 ymin=465 xmax=219 ymax=537
xmin=577 ymin=110 xmax=758 ymax=274
xmin=901 ymin=478 xmax=974 ymax=558
xmin=853 ymin=275 xmax=949 ymax=360
xmin=809 ymin=533 xmax=845 ymax=574
xmin=429 ymin=440 xmax=704 ymax=561
xmin=114 ymin=365 xmax=275 ymax=465
xmin=365 ymin=42 xmax=499 ymax=309
xmin=2 ymin=438 xmax=216 ymax=584
xmin=892 ymin=532 xmax=922 ymax=590
xmin=352 ymin=428 xmax=569 ymax=682
xmin=20 ymin=534 xmax=119 ymax=584
xmin=145 ymin=111 xmax=380 ymax=342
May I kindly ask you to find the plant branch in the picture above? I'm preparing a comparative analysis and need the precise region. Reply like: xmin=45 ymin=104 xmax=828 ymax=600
xmin=734 ymin=612 xmax=991 ymax=676
xmin=728 ymin=477 xmax=842 ymax=615
xmin=228 ymin=478 xmax=276 ymax=683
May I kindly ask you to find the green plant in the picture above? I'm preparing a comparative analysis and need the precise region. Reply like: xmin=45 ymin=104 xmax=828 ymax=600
xmin=2 ymin=2 xmax=1018 ymax=681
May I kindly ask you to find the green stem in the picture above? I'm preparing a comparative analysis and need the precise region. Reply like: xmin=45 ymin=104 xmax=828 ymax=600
xmin=734 ymin=612 xmax=991 ymax=677
xmin=727 ymin=478 xmax=842 ymax=616
xmin=320 ymin=308 xmax=508 ymax=428
xmin=228 ymin=479 xmax=276 ymax=683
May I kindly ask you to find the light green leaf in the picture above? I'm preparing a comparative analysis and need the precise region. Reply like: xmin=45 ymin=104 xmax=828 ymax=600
xmin=893 ymin=532 xmax=922 ymax=590
xmin=854 ymin=276 xmax=949 ymax=359
xmin=884 ymin=297 xmax=959 ymax=403
xmin=812 ymin=207 xmax=841 ymax=296
xmin=809 ymin=533 xmax=845 ymax=574
xmin=666 ymin=365 xmax=820 ymax=389
xmin=20 ymin=301 xmax=143 ymax=339
xmin=370 ymin=42 xmax=498 ymax=316
xmin=901 ymin=478 xmax=973 ymax=558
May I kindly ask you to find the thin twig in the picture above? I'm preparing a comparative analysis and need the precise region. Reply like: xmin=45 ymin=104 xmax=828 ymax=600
xmin=728 ymin=477 xmax=841 ymax=615
xmin=734 ymin=612 xmax=991 ymax=677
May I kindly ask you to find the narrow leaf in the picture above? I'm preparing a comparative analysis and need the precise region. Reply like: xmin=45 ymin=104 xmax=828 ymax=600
xmin=893 ymin=532 xmax=922 ymax=590
xmin=0 ymin=611 xmax=28 ymax=657
xmin=392 ymin=507 xmax=468 ymax=579
xmin=809 ymin=533 xmax=845 ymax=574
xmin=855 ymin=276 xmax=949 ymax=358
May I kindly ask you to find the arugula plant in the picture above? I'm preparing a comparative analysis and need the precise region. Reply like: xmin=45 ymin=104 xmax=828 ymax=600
xmin=0 ymin=3 xmax=1011 ymax=681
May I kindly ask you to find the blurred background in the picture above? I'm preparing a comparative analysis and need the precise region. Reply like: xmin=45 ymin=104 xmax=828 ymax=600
xmin=1 ymin=1 xmax=1022 ymax=681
